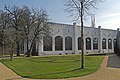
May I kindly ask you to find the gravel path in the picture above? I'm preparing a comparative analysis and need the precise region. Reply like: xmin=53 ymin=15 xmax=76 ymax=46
xmin=0 ymin=54 xmax=120 ymax=80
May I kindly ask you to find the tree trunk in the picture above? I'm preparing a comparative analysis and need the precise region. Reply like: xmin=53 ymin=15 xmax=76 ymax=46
xmin=2 ymin=42 xmax=4 ymax=61
xmin=10 ymin=44 xmax=13 ymax=61
xmin=26 ymin=35 xmax=29 ymax=56
xmin=27 ymin=41 xmax=34 ymax=57
xmin=81 ymin=1 xmax=84 ymax=69
xmin=31 ymin=42 xmax=37 ymax=56
xmin=26 ymin=36 xmax=36 ymax=57
xmin=16 ymin=41 xmax=20 ymax=56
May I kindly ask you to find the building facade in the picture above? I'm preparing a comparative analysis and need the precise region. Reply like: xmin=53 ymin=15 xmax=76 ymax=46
xmin=30 ymin=22 xmax=118 ymax=55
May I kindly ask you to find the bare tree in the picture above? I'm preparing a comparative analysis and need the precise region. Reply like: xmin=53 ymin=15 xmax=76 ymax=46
xmin=64 ymin=0 xmax=103 ymax=69
xmin=19 ymin=6 xmax=50 ymax=57
xmin=4 ymin=5 xmax=25 ymax=56
xmin=29 ymin=10 xmax=50 ymax=56
xmin=0 ymin=10 xmax=14 ymax=59
xmin=0 ymin=11 xmax=7 ymax=60
xmin=4 ymin=5 xmax=50 ymax=57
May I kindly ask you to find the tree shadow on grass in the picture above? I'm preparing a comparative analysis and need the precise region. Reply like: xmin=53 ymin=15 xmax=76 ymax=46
xmin=107 ymin=54 xmax=120 ymax=68
xmin=6 ymin=77 xmax=24 ymax=80
xmin=22 ymin=68 xmax=82 ymax=78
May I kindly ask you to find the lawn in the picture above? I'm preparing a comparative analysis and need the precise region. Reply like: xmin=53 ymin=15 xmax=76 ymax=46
xmin=1 ymin=54 xmax=104 ymax=79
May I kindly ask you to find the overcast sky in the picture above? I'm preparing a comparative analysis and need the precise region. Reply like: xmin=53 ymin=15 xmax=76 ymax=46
xmin=0 ymin=0 xmax=120 ymax=30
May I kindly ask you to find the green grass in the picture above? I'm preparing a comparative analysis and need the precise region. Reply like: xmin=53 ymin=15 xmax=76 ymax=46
xmin=1 ymin=55 xmax=104 ymax=79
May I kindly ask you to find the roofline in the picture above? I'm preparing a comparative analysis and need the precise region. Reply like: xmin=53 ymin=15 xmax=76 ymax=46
xmin=48 ymin=22 xmax=117 ymax=31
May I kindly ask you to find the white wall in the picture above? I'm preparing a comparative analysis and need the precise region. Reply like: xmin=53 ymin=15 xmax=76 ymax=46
xmin=38 ymin=22 xmax=118 ymax=55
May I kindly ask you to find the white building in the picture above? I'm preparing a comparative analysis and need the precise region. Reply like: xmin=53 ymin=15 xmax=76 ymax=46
xmin=32 ymin=22 xmax=118 ymax=55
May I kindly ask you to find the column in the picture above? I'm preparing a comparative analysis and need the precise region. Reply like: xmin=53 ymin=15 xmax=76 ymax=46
xmin=84 ymin=37 xmax=86 ymax=53
xmin=98 ymin=26 xmax=102 ymax=53
xmin=106 ymin=38 xmax=108 ymax=52
xmin=73 ymin=22 xmax=77 ymax=54
xmin=91 ymin=36 xmax=93 ymax=52
xmin=38 ymin=38 xmax=43 ymax=55
xmin=63 ymin=37 xmax=65 ymax=54
xmin=91 ymin=28 xmax=94 ymax=52
xmin=52 ymin=37 xmax=55 ymax=52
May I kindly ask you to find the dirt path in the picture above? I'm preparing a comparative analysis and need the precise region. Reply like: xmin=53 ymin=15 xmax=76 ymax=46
xmin=0 ymin=54 xmax=120 ymax=80
xmin=0 ymin=62 xmax=22 ymax=80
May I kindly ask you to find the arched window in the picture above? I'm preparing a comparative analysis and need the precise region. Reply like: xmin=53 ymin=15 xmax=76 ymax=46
xmin=108 ymin=38 xmax=112 ymax=49
xmin=86 ymin=37 xmax=91 ymax=50
xmin=55 ymin=36 xmax=63 ymax=51
xmin=65 ymin=36 xmax=72 ymax=50
xmin=93 ymin=38 xmax=98 ymax=49
xmin=113 ymin=39 xmax=117 ymax=46
xmin=43 ymin=36 xmax=52 ymax=51
xmin=102 ymin=38 xmax=106 ymax=49
xmin=78 ymin=37 xmax=82 ymax=50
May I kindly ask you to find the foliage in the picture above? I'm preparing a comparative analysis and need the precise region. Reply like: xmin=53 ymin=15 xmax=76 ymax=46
xmin=2 ymin=55 xmax=103 ymax=79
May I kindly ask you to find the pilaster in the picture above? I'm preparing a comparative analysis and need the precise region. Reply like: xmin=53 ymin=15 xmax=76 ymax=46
xmin=98 ymin=26 xmax=102 ymax=53
xmin=38 ymin=38 xmax=43 ymax=55
xmin=73 ymin=22 xmax=77 ymax=53
xmin=52 ymin=37 xmax=55 ymax=52
xmin=63 ymin=37 xmax=65 ymax=53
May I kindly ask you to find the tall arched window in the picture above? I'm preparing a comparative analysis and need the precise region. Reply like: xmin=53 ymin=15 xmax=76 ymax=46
xmin=86 ymin=37 xmax=91 ymax=50
xmin=43 ymin=36 xmax=52 ymax=51
xmin=102 ymin=38 xmax=106 ymax=49
xmin=55 ymin=36 xmax=63 ymax=51
xmin=65 ymin=36 xmax=72 ymax=50
xmin=93 ymin=38 xmax=98 ymax=49
xmin=108 ymin=38 xmax=112 ymax=49
xmin=78 ymin=37 xmax=82 ymax=50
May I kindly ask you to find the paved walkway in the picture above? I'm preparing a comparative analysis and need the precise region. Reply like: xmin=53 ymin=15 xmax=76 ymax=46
xmin=0 ymin=54 xmax=120 ymax=80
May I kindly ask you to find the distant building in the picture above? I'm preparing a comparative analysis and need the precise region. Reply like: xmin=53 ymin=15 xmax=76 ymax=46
xmin=24 ymin=22 xmax=118 ymax=55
